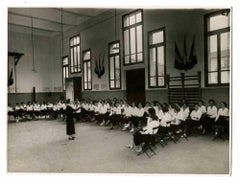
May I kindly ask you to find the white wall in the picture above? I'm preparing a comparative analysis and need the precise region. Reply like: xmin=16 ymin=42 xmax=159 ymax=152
xmin=8 ymin=31 xmax=62 ymax=93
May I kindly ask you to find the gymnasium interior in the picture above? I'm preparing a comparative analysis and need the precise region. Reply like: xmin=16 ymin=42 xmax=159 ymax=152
xmin=7 ymin=7 xmax=230 ymax=174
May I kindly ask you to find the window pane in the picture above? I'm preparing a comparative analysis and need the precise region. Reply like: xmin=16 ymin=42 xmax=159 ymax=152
xmin=209 ymin=14 xmax=230 ymax=31
xmin=110 ymin=43 xmax=119 ymax=54
xmin=115 ymin=69 xmax=120 ymax=80
xmin=150 ymin=77 xmax=156 ymax=86
xmin=158 ymin=77 xmax=164 ymax=86
xmin=125 ymin=56 xmax=130 ymax=64
xmin=77 ymin=46 xmax=80 ymax=71
xmin=76 ymin=36 xmax=80 ymax=44
xmin=130 ymin=14 xmax=135 ymax=25
xmin=84 ymin=83 xmax=88 ymax=89
xmin=136 ymin=25 xmax=142 ymax=53
xmin=136 ymin=11 xmax=142 ymax=23
xmin=116 ymin=80 xmax=120 ymax=88
xmin=74 ymin=47 xmax=77 ymax=68
xmin=124 ymin=30 xmax=129 ymax=55
xmin=70 ymin=38 xmax=74 ymax=46
xmin=110 ymin=57 xmax=114 ymax=80
xmin=88 ymin=62 xmax=91 ymax=81
xmin=137 ymin=53 xmax=143 ymax=62
xmin=115 ymin=56 xmax=120 ymax=69
xmin=110 ymin=81 xmax=115 ymax=88
xmin=124 ymin=16 xmax=129 ymax=27
xmin=150 ymin=31 xmax=164 ymax=45
xmin=208 ymin=72 xmax=218 ymax=84
xmin=220 ymin=32 xmax=230 ymax=71
xmin=71 ymin=49 xmax=74 ymax=72
xmin=221 ymin=71 xmax=229 ymax=83
xmin=149 ymin=48 xmax=156 ymax=77
xmin=157 ymin=46 xmax=164 ymax=76
xmin=84 ymin=63 xmax=87 ymax=83
xmin=130 ymin=28 xmax=136 ymax=54
xmin=62 ymin=57 xmax=68 ymax=65
xmin=84 ymin=51 xmax=90 ymax=60
xmin=88 ymin=82 xmax=91 ymax=89
xmin=208 ymin=35 xmax=218 ymax=72
xmin=131 ymin=54 xmax=136 ymax=63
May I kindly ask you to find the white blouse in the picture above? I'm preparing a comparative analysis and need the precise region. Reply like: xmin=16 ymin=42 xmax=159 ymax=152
xmin=142 ymin=118 xmax=160 ymax=135
xmin=171 ymin=111 xmax=184 ymax=125
xmin=215 ymin=107 xmax=229 ymax=121
xmin=160 ymin=112 xmax=172 ymax=127
xmin=190 ymin=109 xmax=202 ymax=121
xmin=207 ymin=106 xmax=218 ymax=118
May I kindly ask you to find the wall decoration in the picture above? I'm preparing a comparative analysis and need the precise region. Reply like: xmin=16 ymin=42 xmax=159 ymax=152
xmin=94 ymin=54 xmax=105 ymax=78
xmin=174 ymin=35 xmax=197 ymax=71
xmin=8 ymin=52 xmax=24 ymax=92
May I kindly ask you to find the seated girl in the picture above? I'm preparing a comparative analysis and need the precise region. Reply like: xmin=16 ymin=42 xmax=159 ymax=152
xmin=126 ymin=108 xmax=160 ymax=153
xmin=214 ymin=101 xmax=229 ymax=136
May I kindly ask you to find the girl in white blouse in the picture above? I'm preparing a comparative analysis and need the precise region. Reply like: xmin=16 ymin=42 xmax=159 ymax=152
xmin=127 ymin=108 xmax=160 ymax=153
xmin=214 ymin=101 xmax=229 ymax=133
xmin=202 ymin=99 xmax=218 ymax=134
xmin=185 ymin=104 xmax=202 ymax=136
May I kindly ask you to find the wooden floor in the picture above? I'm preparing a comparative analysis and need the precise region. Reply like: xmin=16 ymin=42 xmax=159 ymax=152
xmin=8 ymin=119 xmax=229 ymax=174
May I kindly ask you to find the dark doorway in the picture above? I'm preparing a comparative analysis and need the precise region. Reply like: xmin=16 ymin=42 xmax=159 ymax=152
xmin=65 ymin=77 xmax=82 ymax=101
xmin=126 ymin=68 xmax=145 ymax=104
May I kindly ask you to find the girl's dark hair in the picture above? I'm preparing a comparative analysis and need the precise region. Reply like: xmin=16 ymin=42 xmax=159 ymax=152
xmin=221 ymin=101 xmax=227 ymax=107
xmin=208 ymin=99 xmax=216 ymax=104
xmin=148 ymin=108 xmax=158 ymax=120
xmin=148 ymin=107 xmax=156 ymax=116
xmin=162 ymin=106 xmax=169 ymax=113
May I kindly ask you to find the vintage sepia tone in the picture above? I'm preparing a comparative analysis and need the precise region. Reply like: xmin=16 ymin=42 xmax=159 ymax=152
xmin=7 ymin=7 xmax=230 ymax=173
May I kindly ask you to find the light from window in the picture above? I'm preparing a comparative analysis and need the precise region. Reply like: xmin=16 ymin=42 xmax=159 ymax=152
xmin=148 ymin=28 xmax=166 ymax=88
xmin=109 ymin=41 xmax=121 ymax=89
xmin=62 ymin=56 xmax=69 ymax=90
xmin=206 ymin=10 xmax=230 ymax=85
xmin=70 ymin=35 xmax=81 ymax=73
xmin=83 ymin=50 xmax=92 ymax=90
xmin=123 ymin=10 xmax=143 ymax=65
xmin=209 ymin=14 xmax=230 ymax=32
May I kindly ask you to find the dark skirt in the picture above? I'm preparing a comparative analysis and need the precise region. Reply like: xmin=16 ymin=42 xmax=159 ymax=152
xmin=66 ymin=116 xmax=75 ymax=135
xmin=133 ymin=131 xmax=152 ymax=146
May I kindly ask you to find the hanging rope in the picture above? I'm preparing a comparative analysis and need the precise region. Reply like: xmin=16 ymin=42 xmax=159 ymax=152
xmin=31 ymin=17 xmax=36 ymax=72
xmin=61 ymin=8 xmax=64 ymax=58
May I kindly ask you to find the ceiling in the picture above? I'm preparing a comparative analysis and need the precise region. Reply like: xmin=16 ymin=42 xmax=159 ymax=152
xmin=8 ymin=8 xmax=109 ymax=36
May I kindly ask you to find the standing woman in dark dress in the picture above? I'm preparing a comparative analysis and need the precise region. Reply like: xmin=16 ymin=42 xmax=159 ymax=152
xmin=66 ymin=99 xmax=80 ymax=140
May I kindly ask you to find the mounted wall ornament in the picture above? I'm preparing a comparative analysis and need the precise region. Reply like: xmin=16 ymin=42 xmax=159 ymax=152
xmin=8 ymin=52 xmax=24 ymax=89
xmin=94 ymin=54 xmax=105 ymax=78
xmin=174 ymin=35 xmax=197 ymax=71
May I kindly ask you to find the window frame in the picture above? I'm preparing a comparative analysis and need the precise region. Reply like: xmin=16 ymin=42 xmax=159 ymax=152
xmin=147 ymin=27 xmax=166 ymax=88
xmin=69 ymin=34 xmax=81 ymax=74
xmin=122 ymin=9 xmax=144 ymax=66
xmin=108 ymin=40 xmax=121 ymax=90
xmin=62 ymin=55 xmax=69 ymax=91
xmin=82 ymin=49 xmax=92 ymax=91
xmin=204 ymin=10 xmax=230 ymax=87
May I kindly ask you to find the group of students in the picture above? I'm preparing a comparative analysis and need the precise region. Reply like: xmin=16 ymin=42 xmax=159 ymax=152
xmin=7 ymin=100 xmax=69 ymax=122
xmin=8 ymin=98 xmax=230 ymax=148
xmin=126 ymin=99 xmax=229 ymax=153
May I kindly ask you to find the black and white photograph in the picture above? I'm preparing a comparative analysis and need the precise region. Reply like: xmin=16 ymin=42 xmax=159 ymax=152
xmin=1 ymin=0 xmax=240 ymax=183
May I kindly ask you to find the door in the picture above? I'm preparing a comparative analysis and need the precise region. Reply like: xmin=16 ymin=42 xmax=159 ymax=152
xmin=73 ymin=77 xmax=82 ymax=100
xmin=65 ymin=77 xmax=82 ymax=101
xmin=126 ymin=68 xmax=145 ymax=104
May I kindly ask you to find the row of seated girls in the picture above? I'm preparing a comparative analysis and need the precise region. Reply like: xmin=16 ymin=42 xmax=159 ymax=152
xmin=8 ymin=100 xmax=70 ymax=122
xmin=8 ymin=98 xmax=229 ymax=142
xmin=125 ymin=99 xmax=229 ymax=153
